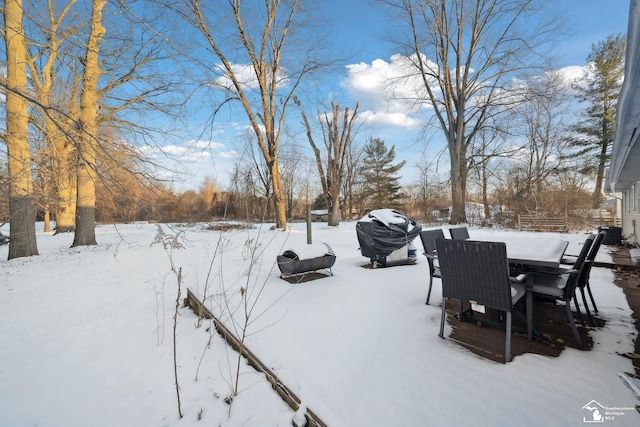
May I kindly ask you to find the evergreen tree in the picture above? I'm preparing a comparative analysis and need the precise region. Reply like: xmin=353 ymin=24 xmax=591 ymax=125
xmin=312 ymin=193 xmax=327 ymax=210
xmin=361 ymin=138 xmax=406 ymax=210
xmin=571 ymin=34 xmax=626 ymax=208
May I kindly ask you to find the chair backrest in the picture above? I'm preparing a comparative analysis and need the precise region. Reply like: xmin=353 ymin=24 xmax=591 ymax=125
xmin=587 ymin=230 xmax=607 ymax=262
xmin=419 ymin=229 xmax=445 ymax=256
xmin=435 ymin=238 xmax=512 ymax=311
xmin=576 ymin=231 xmax=605 ymax=289
xmin=565 ymin=235 xmax=595 ymax=298
xmin=449 ymin=227 xmax=470 ymax=240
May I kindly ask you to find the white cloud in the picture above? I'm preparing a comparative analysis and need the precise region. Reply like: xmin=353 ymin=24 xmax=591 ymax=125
xmin=359 ymin=110 xmax=421 ymax=128
xmin=342 ymin=54 xmax=440 ymax=129
xmin=138 ymin=138 xmax=239 ymax=190
xmin=343 ymin=54 xmax=598 ymax=132
xmin=185 ymin=139 xmax=224 ymax=150
xmin=556 ymin=65 xmax=587 ymax=86
xmin=214 ymin=63 xmax=260 ymax=90
xmin=156 ymin=144 xmax=212 ymax=162
xmin=213 ymin=62 xmax=289 ymax=91
xmin=140 ymin=139 xmax=230 ymax=163
xmin=218 ymin=150 xmax=240 ymax=159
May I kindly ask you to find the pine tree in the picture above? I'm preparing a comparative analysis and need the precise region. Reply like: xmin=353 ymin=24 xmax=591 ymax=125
xmin=361 ymin=138 xmax=406 ymax=210
xmin=571 ymin=34 xmax=626 ymax=208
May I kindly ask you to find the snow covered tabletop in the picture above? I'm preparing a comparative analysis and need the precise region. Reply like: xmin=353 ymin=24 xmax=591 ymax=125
xmin=474 ymin=235 xmax=569 ymax=268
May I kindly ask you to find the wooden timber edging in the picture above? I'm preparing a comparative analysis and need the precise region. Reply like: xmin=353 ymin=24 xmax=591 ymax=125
xmin=184 ymin=288 xmax=328 ymax=427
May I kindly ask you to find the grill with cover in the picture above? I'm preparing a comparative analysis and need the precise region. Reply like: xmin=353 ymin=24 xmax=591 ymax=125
xmin=356 ymin=209 xmax=422 ymax=267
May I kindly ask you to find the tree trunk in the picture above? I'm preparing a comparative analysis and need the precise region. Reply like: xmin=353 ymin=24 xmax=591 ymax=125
xmin=72 ymin=0 xmax=106 ymax=247
xmin=592 ymin=139 xmax=608 ymax=209
xmin=43 ymin=206 xmax=51 ymax=233
xmin=73 ymin=160 xmax=98 ymax=246
xmin=270 ymin=159 xmax=287 ymax=228
xmin=55 ymin=153 xmax=77 ymax=233
xmin=481 ymin=161 xmax=491 ymax=222
xmin=328 ymin=198 xmax=341 ymax=226
xmin=25 ymin=1 xmax=78 ymax=235
xmin=5 ymin=0 xmax=39 ymax=259
xmin=56 ymin=80 xmax=80 ymax=234
xmin=449 ymin=142 xmax=468 ymax=225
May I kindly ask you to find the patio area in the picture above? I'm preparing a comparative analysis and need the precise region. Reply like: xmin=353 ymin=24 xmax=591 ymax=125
xmin=1 ymin=222 xmax=639 ymax=426
xmin=442 ymin=242 xmax=640 ymax=368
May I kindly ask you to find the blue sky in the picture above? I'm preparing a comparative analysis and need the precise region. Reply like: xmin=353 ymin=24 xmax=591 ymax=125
xmin=160 ymin=0 xmax=631 ymax=191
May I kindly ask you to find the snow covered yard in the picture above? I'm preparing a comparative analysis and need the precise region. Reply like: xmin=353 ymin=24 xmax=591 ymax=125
xmin=1 ymin=222 xmax=639 ymax=426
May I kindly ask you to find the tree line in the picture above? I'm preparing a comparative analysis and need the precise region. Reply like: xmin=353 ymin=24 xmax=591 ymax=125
xmin=1 ymin=0 xmax=626 ymax=260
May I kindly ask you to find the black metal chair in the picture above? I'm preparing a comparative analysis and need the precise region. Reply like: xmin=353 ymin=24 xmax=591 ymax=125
xmin=419 ymin=229 xmax=445 ymax=305
xmin=575 ymin=231 xmax=606 ymax=326
xmin=562 ymin=231 xmax=606 ymax=326
xmin=525 ymin=235 xmax=595 ymax=348
xmin=448 ymin=227 xmax=470 ymax=240
xmin=435 ymin=238 xmax=526 ymax=363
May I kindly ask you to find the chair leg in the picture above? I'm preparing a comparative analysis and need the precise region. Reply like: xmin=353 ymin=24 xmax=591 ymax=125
xmin=587 ymin=281 xmax=599 ymax=314
xmin=573 ymin=294 xmax=586 ymax=327
xmin=426 ymin=275 xmax=433 ymax=305
xmin=580 ymin=288 xmax=596 ymax=326
xmin=505 ymin=311 xmax=512 ymax=363
xmin=439 ymin=297 xmax=447 ymax=338
xmin=526 ymin=289 xmax=533 ymax=341
xmin=566 ymin=302 xmax=583 ymax=348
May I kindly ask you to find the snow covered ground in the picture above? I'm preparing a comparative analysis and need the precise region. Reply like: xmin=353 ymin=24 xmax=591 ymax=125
xmin=1 ymin=221 xmax=639 ymax=426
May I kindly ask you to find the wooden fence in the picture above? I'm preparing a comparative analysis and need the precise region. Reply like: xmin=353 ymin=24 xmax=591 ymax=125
xmin=518 ymin=214 xmax=568 ymax=232
xmin=518 ymin=213 xmax=617 ymax=232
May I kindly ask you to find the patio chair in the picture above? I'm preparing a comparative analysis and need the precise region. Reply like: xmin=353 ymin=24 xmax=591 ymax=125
xmin=525 ymin=234 xmax=594 ymax=348
xmin=448 ymin=227 xmax=469 ymax=240
xmin=574 ymin=231 xmax=606 ymax=326
xmin=435 ymin=238 xmax=526 ymax=363
xmin=562 ymin=231 xmax=606 ymax=325
xmin=419 ymin=229 xmax=445 ymax=305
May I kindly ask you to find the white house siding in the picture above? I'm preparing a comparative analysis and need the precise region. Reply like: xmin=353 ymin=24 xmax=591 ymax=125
xmin=620 ymin=182 xmax=640 ymax=244
xmin=607 ymin=0 xmax=640 ymax=246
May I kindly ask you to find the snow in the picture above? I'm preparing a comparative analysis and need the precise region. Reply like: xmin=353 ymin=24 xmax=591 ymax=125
xmin=282 ymin=242 xmax=334 ymax=259
xmin=474 ymin=232 xmax=569 ymax=266
xmin=359 ymin=208 xmax=414 ymax=228
xmin=1 ymin=222 xmax=639 ymax=426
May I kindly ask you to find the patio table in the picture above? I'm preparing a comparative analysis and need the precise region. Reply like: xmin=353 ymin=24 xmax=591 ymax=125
xmin=474 ymin=235 xmax=569 ymax=269
xmin=462 ymin=235 xmax=569 ymax=338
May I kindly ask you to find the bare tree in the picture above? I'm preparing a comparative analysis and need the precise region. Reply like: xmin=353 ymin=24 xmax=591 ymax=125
xmin=4 ymin=0 xmax=39 ymax=259
xmin=385 ymin=0 xmax=559 ymax=223
xmin=467 ymin=121 xmax=515 ymax=221
xmin=279 ymin=143 xmax=307 ymax=221
xmin=411 ymin=146 xmax=448 ymax=222
xmin=72 ymin=0 xmax=107 ymax=247
xmin=198 ymin=176 xmax=219 ymax=218
xmin=341 ymin=138 xmax=366 ymax=219
xmin=237 ymin=132 xmax=274 ymax=219
xmin=23 ymin=0 xmax=79 ymax=234
xmin=166 ymin=0 xmax=326 ymax=229
xmin=502 ymin=70 xmax=574 ymax=214
xmin=300 ymin=101 xmax=359 ymax=226
xmin=19 ymin=0 xmax=183 ymax=241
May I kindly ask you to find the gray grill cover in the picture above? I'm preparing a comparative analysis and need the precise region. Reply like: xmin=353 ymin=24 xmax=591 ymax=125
xmin=356 ymin=209 xmax=421 ymax=264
